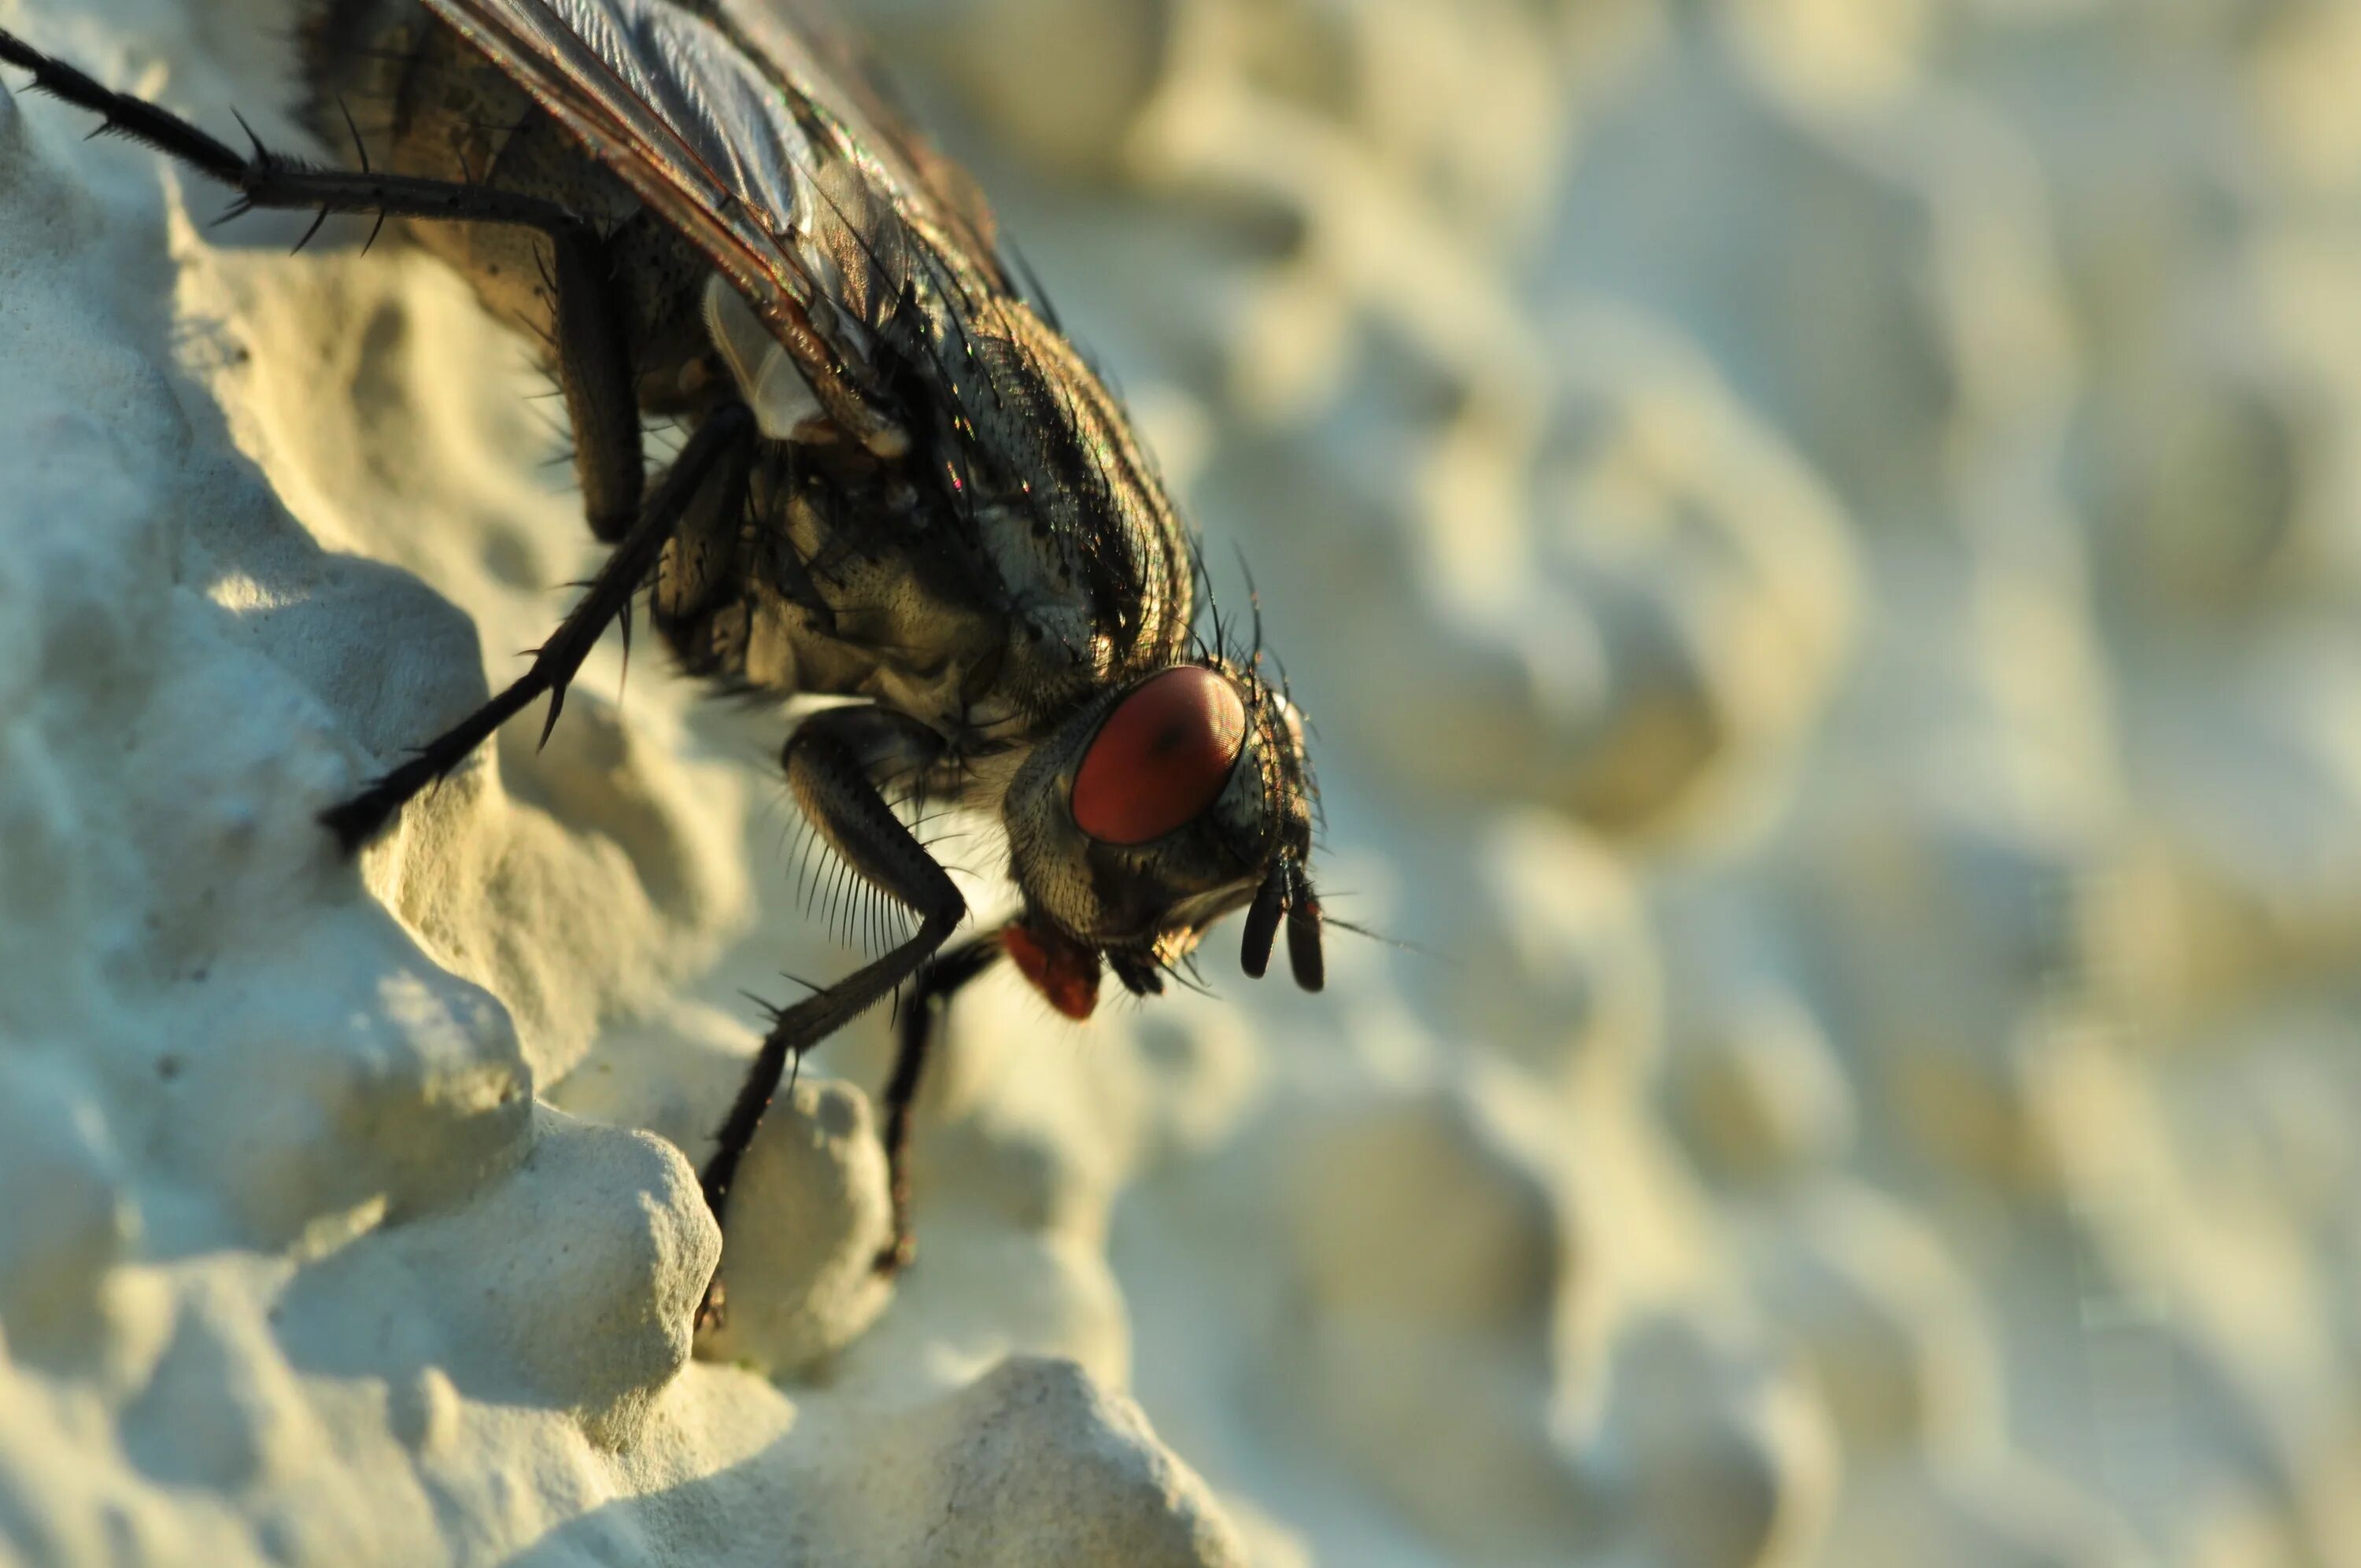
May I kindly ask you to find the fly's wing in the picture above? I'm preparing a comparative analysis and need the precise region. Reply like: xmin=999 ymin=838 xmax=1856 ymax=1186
xmin=420 ymin=0 xmax=955 ymax=453
xmin=423 ymin=0 xmax=1184 ymax=666
xmin=710 ymin=0 xmax=1008 ymax=292
xmin=709 ymin=0 xmax=1189 ymax=662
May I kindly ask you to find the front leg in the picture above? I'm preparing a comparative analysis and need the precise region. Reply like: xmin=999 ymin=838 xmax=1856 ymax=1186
xmin=700 ymin=712 xmax=969 ymax=1241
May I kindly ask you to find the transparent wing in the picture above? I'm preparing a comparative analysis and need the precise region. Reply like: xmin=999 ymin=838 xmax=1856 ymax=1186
xmin=424 ymin=0 xmax=1181 ymax=657
xmin=423 ymin=0 xmax=955 ymax=449
xmin=711 ymin=0 xmax=1009 ymax=289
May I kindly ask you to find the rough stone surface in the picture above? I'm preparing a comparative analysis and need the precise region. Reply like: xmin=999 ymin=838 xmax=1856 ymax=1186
xmin=4 ymin=0 xmax=2359 ymax=1566
xmin=696 ymin=1077 xmax=896 ymax=1379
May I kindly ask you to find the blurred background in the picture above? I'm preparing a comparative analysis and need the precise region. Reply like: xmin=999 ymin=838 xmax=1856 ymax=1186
xmin=818 ymin=1 xmax=2361 ymax=1563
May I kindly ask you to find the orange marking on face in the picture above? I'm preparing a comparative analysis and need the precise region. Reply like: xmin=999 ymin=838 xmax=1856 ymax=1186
xmin=1001 ymin=921 xmax=1101 ymax=1020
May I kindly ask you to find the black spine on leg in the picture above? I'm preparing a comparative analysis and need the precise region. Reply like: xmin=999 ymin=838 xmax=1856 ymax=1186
xmin=317 ymin=403 xmax=756 ymax=850
xmin=2 ymin=26 xmax=655 ymax=554
xmin=0 ymin=30 xmax=589 ymax=234
xmin=0 ymin=31 xmax=248 ymax=180
xmin=697 ymin=711 xmax=971 ymax=1236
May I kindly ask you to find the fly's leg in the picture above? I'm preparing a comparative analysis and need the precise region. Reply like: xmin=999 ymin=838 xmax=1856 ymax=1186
xmin=0 ymin=29 xmax=645 ymax=544
xmin=0 ymin=28 xmax=666 ymax=846
xmin=697 ymin=714 xmax=970 ymax=1322
xmin=319 ymin=404 xmax=756 ymax=849
xmin=874 ymin=935 xmax=1003 ymax=1275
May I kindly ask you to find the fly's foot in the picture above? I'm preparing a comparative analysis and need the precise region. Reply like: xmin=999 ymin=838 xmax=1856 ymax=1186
xmin=320 ymin=778 xmax=405 ymax=852
xmin=871 ymin=1232 xmax=914 ymax=1278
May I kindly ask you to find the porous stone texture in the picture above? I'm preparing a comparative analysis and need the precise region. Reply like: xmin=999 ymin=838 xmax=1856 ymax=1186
xmin=694 ymin=1076 xmax=896 ymax=1378
xmin=2 ymin=0 xmax=2357 ymax=1565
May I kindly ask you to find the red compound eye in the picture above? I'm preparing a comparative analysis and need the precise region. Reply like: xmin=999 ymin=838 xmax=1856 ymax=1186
xmin=1071 ymin=667 xmax=1247 ymax=845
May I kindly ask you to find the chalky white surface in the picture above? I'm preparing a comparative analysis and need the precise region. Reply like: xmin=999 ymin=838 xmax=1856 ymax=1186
xmin=2 ymin=0 xmax=2357 ymax=1564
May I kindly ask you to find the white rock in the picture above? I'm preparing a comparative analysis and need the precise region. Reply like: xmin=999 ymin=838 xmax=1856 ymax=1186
xmin=1672 ymin=992 xmax=1857 ymax=1183
xmin=275 ymin=1107 xmax=717 ymax=1449
xmin=1596 ymin=1310 xmax=1839 ymax=1568
xmin=804 ymin=1356 xmax=1251 ymax=1566
xmin=696 ymin=1076 xmax=896 ymax=1379
xmin=0 ymin=1053 xmax=138 ymax=1364
xmin=9 ymin=0 xmax=2361 ymax=1563
xmin=1741 ymin=1189 xmax=2000 ymax=1456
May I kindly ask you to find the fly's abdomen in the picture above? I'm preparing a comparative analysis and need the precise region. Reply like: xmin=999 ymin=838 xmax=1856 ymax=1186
xmin=304 ymin=0 xmax=708 ymax=374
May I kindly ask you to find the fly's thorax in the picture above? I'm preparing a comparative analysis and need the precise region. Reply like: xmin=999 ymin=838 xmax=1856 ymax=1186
xmin=726 ymin=452 xmax=1017 ymax=727
xmin=929 ymin=304 xmax=1195 ymax=685
xmin=696 ymin=282 xmax=1200 ymax=762
xmin=1001 ymin=659 xmax=1311 ymax=959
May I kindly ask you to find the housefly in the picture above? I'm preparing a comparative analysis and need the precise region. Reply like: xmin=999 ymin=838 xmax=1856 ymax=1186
xmin=0 ymin=0 xmax=1324 ymax=1304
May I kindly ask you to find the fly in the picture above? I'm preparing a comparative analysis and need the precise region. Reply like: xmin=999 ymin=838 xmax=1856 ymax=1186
xmin=0 ymin=0 xmax=1325 ymax=1312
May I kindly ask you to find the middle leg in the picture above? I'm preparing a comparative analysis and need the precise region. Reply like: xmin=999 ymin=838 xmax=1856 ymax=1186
xmin=320 ymin=402 xmax=756 ymax=848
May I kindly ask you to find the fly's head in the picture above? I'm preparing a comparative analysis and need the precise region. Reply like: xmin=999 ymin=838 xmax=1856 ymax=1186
xmin=999 ymin=657 xmax=1321 ymax=1020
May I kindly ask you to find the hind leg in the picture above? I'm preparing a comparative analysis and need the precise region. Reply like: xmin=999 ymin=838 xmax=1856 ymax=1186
xmin=0 ymin=29 xmax=646 ymax=544
xmin=1 ymin=29 xmax=669 ymax=844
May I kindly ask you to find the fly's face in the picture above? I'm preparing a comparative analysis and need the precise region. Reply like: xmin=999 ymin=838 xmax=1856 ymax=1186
xmin=1000 ymin=659 xmax=1322 ymax=1018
